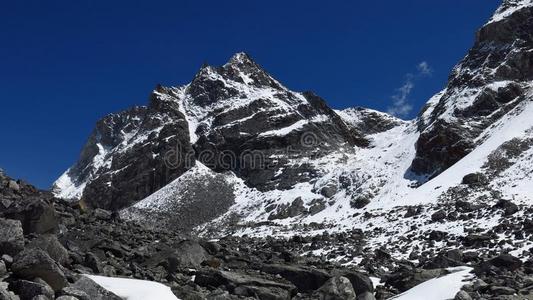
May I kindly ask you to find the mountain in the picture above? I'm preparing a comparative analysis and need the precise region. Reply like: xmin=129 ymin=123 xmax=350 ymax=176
xmin=54 ymin=0 xmax=533 ymax=265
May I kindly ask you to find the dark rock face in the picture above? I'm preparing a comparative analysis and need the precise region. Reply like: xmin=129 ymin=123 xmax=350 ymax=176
xmin=54 ymin=92 xmax=194 ymax=210
xmin=12 ymin=249 xmax=67 ymax=291
xmin=411 ymin=3 xmax=533 ymax=178
xmin=54 ymin=52 xmax=369 ymax=212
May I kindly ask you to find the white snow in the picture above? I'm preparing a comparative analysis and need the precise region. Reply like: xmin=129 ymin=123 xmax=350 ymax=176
xmin=86 ymin=275 xmax=180 ymax=300
xmin=127 ymin=162 xmax=215 ymax=210
xmin=53 ymin=168 xmax=86 ymax=200
xmin=406 ymin=97 xmax=533 ymax=206
xmin=488 ymin=0 xmax=533 ymax=24
xmin=389 ymin=267 xmax=474 ymax=300
xmin=258 ymin=119 xmax=309 ymax=137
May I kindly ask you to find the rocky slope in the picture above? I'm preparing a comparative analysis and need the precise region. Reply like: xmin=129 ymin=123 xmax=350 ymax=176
xmin=412 ymin=0 xmax=533 ymax=179
xmin=50 ymin=0 xmax=533 ymax=286
xmin=4 ymin=170 xmax=533 ymax=300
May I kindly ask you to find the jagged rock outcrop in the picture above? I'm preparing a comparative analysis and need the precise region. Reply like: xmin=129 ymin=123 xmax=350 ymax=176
xmin=54 ymin=88 xmax=194 ymax=210
xmin=411 ymin=0 xmax=533 ymax=178
xmin=54 ymin=52 xmax=370 ymax=211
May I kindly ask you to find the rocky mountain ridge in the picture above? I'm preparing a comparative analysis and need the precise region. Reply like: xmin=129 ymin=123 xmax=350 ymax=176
xmin=51 ymin=0 xmax=533 ymax=273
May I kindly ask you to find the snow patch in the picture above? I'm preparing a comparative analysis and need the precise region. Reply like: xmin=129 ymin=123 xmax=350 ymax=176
xmin=389 ymin=267 xmax=473 ymax=300
xmin=86 ymin=275 xmax=180 ymax=300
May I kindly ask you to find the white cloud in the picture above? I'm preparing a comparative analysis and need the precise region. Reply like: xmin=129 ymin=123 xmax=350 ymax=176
xmin=388 ymin=78 xmax=414 ymax=118
xmin=417 ymin=61 xmax=432 ymax=76
xmin=387 ymin=61 xmax=432 ymax=119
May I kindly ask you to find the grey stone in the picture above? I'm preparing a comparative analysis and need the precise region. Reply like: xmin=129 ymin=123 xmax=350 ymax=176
xmin=320 ymin=185 xmax=337 ymax=198
xmin=454 ymin=290 xmax=472 ymax=300
xmin=0 ymin=218 xmax=24 ymax=256
xmin=11 ymin=279 xmax=55 ymax=300
xmin=8 ymin=180 xmax=19 ymax=191
xmin=195 ymin=269 xmax=295 ymax=299
xmin=27 ymin=234 xmax=69 ymax=266
xmin=60 ymin=287 xmax=90 ymax=300
xmin=341 ymin=271 xmax=374 ymax=294
xmin=12 ymin=249 xmax=67 ymax=291
xmin=314 ymin=276 xmax=356 ymax=300
xmin=261 ymin=264 xmax=330 ymax=292
xmin=84 ymin=252 xmax=103 ymax=274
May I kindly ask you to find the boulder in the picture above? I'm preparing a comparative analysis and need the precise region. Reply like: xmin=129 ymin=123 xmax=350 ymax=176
xmin=461 ymin=173 xmax=488 ymax=186
xmin=454 ymin=290 xmax=472 ymax=300
xmin=431 ymin=210 xmax=446 ymax=222
xmin=493 ymin=199 xmax=519 ymax=216
xmin=164 ymin=240 xmax=209 ymax=271
xmin=6 ymin=200 xmax=59 ymax=234
xmin=320 ymin=185 xmax=337 ymax=198
xmin=261 ymin=264 xmax=330 ymax=292
xmin=84 ymin=252 xmax=103 ymax=274
xmin=341 ymin=271 xmax=374 ymax=295
xmin=476 ymin=254 xmax=523 ymax=274
xmin=7 ymin=180 xmax=20 ymax=191
xmin=0 ymin=218 xmax=24 ymax=256
xmin=71 ymin=276 xmax=122 ymax=300
xmin=27 ymin=235 xmax=69 ymax=266
xmin=10 ymin=279 xmax=55 ymax=300
xmin=314 ymin=276 xmax=356 ymax=300
xmin=195 ymin=269 xmax=295 ymax=299
xmin=12 ymin=249 xmax=68 ymax=291
xmin=268 ymin=198 xmax=307 ymax=220
xmin=350 ymin=195 xmax=371 ymax=209
xmin=60 ymin=287 xmax=91 ymax=300
xmin=385 ymin=268 xmax=445 ymax=292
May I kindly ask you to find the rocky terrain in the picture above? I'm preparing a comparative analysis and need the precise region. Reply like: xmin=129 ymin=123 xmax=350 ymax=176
xmin=52 ymin=0 xmax=533 ymax=246
xmin=5 ymin=166 xmax=533 ymax=299
xmin=2 ymin=0 xmax=533 ymax=299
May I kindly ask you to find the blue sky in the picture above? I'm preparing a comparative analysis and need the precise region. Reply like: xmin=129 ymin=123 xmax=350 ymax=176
xmin=0 ymin=0 xmax=501 ymax=188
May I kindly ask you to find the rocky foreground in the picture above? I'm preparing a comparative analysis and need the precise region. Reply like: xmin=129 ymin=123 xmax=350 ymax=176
xmin=2 ymin=171 xmax=533 ymax=300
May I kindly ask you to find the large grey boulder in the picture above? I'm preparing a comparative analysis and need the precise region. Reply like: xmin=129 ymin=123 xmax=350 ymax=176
xmin=12 ymin=249 xmax=68 ymax=291
xmin=261 ymin=264 xmax=330 ymax=292
xmin=11 ymin=279 xmax=55 ymax=300
xmin=27 ymin=234 xmax=69 ymax=266
xmin=340 ymin=271 xmax=374 ymax=295
xmin=148 ymin=240 xmax=210 ymax=273
xmin=195 ymin=269 xmax=295 ymax=299
xmin=5 ymin=200 xmax=59 ymax=234
xmin=313 ymin=276 xmax=356 ymax=300
xmin=0 ymin=218 xmax=24 ymax=256
xmin=71 ymin=276 xmax=122 ymax=300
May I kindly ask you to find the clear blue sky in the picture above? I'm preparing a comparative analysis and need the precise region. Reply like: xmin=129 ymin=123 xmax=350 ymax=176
xmin=0 ymin=0 xmax=501 ymax=188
